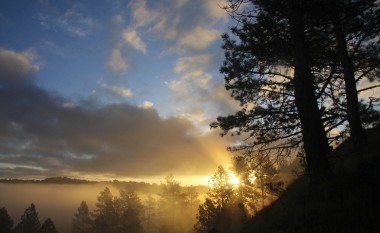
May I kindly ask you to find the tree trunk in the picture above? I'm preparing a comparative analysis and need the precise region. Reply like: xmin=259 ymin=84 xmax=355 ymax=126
xmin=330 ymin=0 xmax=367 ymax=147
xmin=288 ymin=0 xmax=332 ymax=183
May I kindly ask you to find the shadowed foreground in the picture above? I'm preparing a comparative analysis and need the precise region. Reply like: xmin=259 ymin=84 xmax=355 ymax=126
xmin=242 ymin=126 xmax=380 ymax=233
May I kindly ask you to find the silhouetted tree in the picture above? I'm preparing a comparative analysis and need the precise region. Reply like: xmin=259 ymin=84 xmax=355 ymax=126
xmin=328 ymin=0 xmax=366 ymax=145
xmin=0 ymin=207 xmax=14 ymax=233
xmin=195 ymin=166 xmax=247 ymax=233
xmin=255 ymin=160 xmax=284 ymax=207
xmin=92 ymin=187 xmax=119 ymax=233
xmin=311 ymin=0 xmax=380 ymax=140
xmin=233 ymin=158 xmax=262 ymax=214
xmin=15 ymin=203 xmax=41 ymax=233
xmin=207 ymin=166 xmax=234 ymax=209
xmin=215 ymin=0 xmax=379 ymax=170
xmin=288 ymin=0 xmax=333 ymax=182
xmin=194 ymin=198 xmax=219 ymax=233
xmin=72 ymin=201 xmax=92 ymax=233
xmin=329 ymin=0 xmax=380 ymax=145
xmin=115 ymin=186 xmax=144 ymax=233
xmin=295 ymin=0 xmax=380 ymax=147
xmin=213 ymin=0 xmax=338 ymax=183
xmin=37 ymin=218 xmax=58 ymax=233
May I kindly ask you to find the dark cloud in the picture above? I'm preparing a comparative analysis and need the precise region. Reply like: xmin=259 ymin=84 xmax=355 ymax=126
xmin=0 ymin=48 xmax=38 ymax=84
xmin=0 ymin=48 xmax=230 ymax=179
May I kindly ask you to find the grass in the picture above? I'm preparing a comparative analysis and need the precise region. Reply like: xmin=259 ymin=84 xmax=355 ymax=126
xmin=242 ymin=126 xmax=380 ymax=233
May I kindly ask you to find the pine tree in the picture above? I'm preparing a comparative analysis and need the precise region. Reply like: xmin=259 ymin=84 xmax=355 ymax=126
xmin=72 ymin=201 xmax=92 ymax=233
xmin=15 ymin=203 xmax=41 ymax=233
xmin=92 ymin=187 xmax=119 ymax=233
xmin=213 ymin=0 xmax=334 ymax=183
xmin=0 ymin=207 xmax=14 ymax=233
xmin=194 ymin=198 xmax=218 ymax=233
xmin=37 ymin=218 xmax=58 ymax=233
xmin=288 ymin=0 xmax=333 ymax=182
xmin=233 ymin=157 xmax=263 ymax=214
xmin=207 ymin=166 xmax=234 ymax=209
xmin=115 ymin=187 xmax=144 ymax=233
xmin=214 ymin=0 xmax=380 ymax=184
xmin=195 ymin=166 xmax=247 ymax=233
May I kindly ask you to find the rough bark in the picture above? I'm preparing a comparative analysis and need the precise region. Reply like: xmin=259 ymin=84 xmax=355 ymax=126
xmin=288 ymin=0 xmax=332 ymax=183
xmin=330 ymin=0 xmax=367 ymax=147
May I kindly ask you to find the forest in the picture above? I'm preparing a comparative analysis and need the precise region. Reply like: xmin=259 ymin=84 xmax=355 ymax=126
xmin=0 ymin=165 xmax=291 ymax=233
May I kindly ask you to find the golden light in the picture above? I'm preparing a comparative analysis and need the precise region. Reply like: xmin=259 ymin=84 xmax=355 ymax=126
xmin=228 ymin=175 xmax=240 ymax=186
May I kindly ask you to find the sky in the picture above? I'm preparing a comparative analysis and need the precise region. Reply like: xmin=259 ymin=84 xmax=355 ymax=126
xmin=0 ymin=0 xmax=243 ymax=185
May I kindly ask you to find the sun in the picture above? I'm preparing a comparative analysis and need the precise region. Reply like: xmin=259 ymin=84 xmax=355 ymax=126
xmin=228 ymin=175 xmax=240 ymax=186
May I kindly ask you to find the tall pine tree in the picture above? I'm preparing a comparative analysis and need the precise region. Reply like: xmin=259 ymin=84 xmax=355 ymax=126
xmin=213 ymin=0 xmax=333 ymax=183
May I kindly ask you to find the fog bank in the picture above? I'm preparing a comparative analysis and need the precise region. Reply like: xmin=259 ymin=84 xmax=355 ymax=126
xmin=0 ymin=183 xmax=120 ymax=233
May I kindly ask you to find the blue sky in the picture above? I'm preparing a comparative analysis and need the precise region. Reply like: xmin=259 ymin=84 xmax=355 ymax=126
xmin=0 ymin=0 xmax=241 ymax=184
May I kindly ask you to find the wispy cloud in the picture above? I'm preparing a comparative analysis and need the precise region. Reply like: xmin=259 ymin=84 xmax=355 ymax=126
xmin=179 ymin=27 xmax=220 ymax=50
xmin=171 ymin=54 xmax=213 ymax=90
xmin=128 ymin=0 xmax=159 ymax=27
xmin=102 ymin=84 xmax=133 ymax=97
xmin=167 ymin=53 xmax=239 ymax=127
xmin=35 ymin=3 xmax=97 ymax=38
xmin=38 ymin=39 xmax=70 ymax=58
xmin=56 ymin=5 xmax=97 ymax=37
xmin=107 ymin=45 xmax=128 ymax=71
xmin=122 ymin=28 xmax=147 ymax=54
xmin=126 ymin=0 xmax=226 ymax=52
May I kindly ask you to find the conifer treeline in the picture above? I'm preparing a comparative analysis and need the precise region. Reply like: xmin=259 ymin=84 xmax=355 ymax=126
xmin=0 ymin=204 xmax=58 ymax=233
xmin=1 ymin=165 xmax=285 ymax=233
xmin=71 ymin=166 xmax=283 ymax=233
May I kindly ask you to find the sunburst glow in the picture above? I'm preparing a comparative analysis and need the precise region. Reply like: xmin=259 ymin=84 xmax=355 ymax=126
xmin=228 ymin=175 xmax=240 ymax=186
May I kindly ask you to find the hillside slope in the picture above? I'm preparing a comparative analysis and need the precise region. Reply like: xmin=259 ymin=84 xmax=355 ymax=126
xmin=243 ymin=126 xmax=380 ymax=233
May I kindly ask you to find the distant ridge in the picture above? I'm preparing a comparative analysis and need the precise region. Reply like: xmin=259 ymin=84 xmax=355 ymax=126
xmin=0 ymin=176 xmax=208 ymax=194
xmin=0 ymin=176 xmax=95 ymax=184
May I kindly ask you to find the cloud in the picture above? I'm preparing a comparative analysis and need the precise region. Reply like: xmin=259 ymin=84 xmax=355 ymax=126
xmin=125 ymin=0 xmax=226 ymax=53
xmin=357 ymin=79 xmax=380 ymax=101
xmin=107 ymin=46 xmax=129 ymax=71
xmin=179 ymin=27 xmax=220 ymax=50
xmin=35 ymin=3 xmax=97 ymax=38
xmin=38 ymin=39 xmax=71 ymax=58
xmin=203 ymin=0 xmax=230 ymax=21
xmin=56 ymin=5 xmax=97 ymax=37
xmin=0 ymin=48 xmax=39 ymax=84
xmin=122 ymin=28 xmax=147 ymax=54
xmin=170 ymin=54 xmax=213 ymax=92
xmin=0 ymin=86 xmax=228 ymax=178
xmin=168 ymin=53 xmax=240 ymax=128
xmin=104 ymin=0 xmax=226 ymax=75
xmin=174 ymin=54 xmax=213 ymax=73
xmin=128 ymin=0 xmax=159 ymax=28
xmin=102 ymin=84 xmax=133 ymax=97
xmin=141 ymin=101 xmax=154 ymax=109
xmin=175 ymin=0 xmax=190 ymax=7
xmin=0 ymin=49 xmax=233 ymax=179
